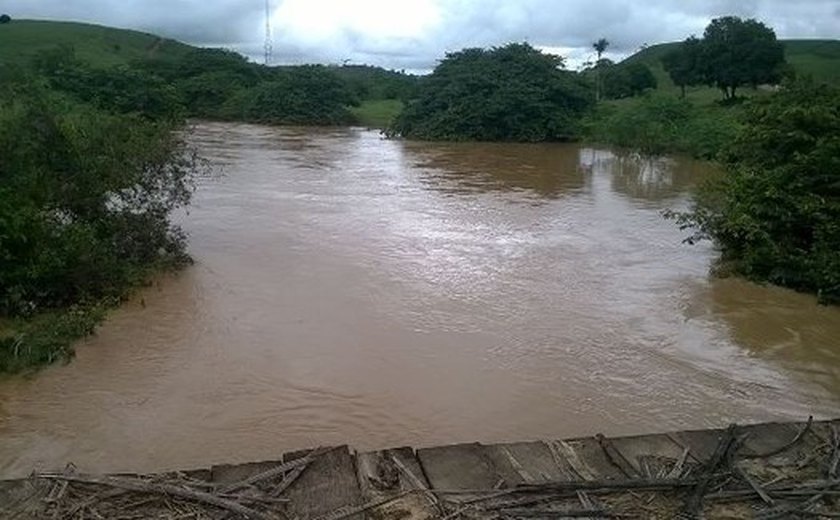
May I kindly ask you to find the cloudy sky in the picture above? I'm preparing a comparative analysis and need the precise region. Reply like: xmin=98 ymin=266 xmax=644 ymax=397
xmin=4 ymin=0 xmax=839 ymax=71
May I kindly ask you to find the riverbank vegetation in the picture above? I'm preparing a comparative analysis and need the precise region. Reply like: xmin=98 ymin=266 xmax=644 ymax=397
xmin=0 ymin=60 xmax=199 ymax=373
xmin=0 ymin=20 xmax=418 ymax=373
xmin=673 ymin=80 xmax=840 ymax=304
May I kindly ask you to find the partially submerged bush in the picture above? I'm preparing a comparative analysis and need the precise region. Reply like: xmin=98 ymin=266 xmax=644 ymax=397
xmin=674 ymin=80 xmax=840 ymax=303
xmin=583 ymin=94 xmax=741 ymax=159
xmin=0 ymin=71 xmax=198 ymax=371
xmin=389 ymin=43 xmax=593 ymax=142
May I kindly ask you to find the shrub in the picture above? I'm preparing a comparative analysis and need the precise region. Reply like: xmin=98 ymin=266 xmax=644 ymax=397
xmin=389 ymin=43 xmax=592 ymax=142
xmin=675 ymin=80 xmax=840 ymax=303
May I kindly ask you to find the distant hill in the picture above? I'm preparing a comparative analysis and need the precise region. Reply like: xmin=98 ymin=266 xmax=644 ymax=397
xmin=623 ymin=39 xmax=840 ymax=90
xmin=0 ymin=19 xmax=194 ymax=67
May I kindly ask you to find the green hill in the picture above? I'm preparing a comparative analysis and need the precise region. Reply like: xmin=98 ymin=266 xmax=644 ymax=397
xmin=623 ymin=39 xmax=840 ymax=91
xmin=0 ymin=19 xmax=194 ymax=67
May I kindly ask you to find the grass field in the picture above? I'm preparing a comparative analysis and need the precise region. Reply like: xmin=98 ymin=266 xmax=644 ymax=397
xmin=623 ymin=39 xmax=840 ymax=96
xmin=0 ymin=19 xmax=192 ymax=67
xmin=349 ymin=99 xmax=404 ymax=128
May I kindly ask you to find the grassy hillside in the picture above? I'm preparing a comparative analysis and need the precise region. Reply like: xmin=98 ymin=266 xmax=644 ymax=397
xmin=349 ymin=99 xmax=404 ymax=128
xmin=0 ymin=19 xmax=193 ymax=67
xmin=624 ymin=39 xmax=840 ymax=92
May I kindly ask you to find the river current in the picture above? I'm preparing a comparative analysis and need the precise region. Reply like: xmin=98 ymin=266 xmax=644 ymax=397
xmin=1 ymin=122 xmax=837 ymax=477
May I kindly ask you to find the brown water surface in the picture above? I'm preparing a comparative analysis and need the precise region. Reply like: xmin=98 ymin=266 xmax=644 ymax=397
xmin=1 ymin=122 xmax=838 ymax=478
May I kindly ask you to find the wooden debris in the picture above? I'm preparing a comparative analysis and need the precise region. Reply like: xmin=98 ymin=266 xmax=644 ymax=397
xmin=38 ymin=473 xmax=279 ymax=520
xmin=744 ymin=416 xmax=814 ymax=459
xmin=681 ymin=423 xmax=739 ymax=517
xmin=595 ymin=434 xmax=640 ymax=479
xmin=2 ymin=417 xmax=838 ymax=519
xmin=220 ymin=446 xmax=333 ymax=494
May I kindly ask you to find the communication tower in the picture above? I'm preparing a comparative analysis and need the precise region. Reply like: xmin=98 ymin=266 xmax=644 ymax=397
xmin=264 ymin=0 xmax=273 ymax=65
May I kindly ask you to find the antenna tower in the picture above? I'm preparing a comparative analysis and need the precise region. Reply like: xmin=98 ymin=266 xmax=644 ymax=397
xmin=264 ymin=0 xmax=273 ymax=65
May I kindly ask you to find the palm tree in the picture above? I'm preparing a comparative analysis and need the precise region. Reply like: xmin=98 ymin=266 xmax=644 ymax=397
xmin=593 ymin=38 xmax=610 ymax=60
xmin=593 ymin=38 xmax=610 ymax=101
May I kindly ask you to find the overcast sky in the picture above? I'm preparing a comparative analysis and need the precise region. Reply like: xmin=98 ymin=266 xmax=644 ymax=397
xmin=4 ymin=0 xmax=839 ymax=71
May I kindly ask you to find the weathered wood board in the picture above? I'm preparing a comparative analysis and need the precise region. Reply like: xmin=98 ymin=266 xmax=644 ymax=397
xmin=3 ymin=417 xmax=836 ymax=519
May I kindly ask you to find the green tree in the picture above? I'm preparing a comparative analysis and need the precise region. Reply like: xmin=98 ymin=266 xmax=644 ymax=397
xmin=662 ymin=36 xmax=702 ymax=98
xmin=627 ymin=63 xmax=657 ymax=94
xmin=699 ymin=16 xmax=785 ymax=100
xmin=675 ymin=80 xmax=840 ymax=303
xmin=333 ymin=65 xmax=418 ymax=102
xmin=389 ymin=43 xmax=592 ymax=142
xmin=0 ymin=14 xmax=11 ymax=24
xmin=224 ymin=65 xmax=358 ymax=125
xmin=603 ymin=62 xmax=657 ymax=99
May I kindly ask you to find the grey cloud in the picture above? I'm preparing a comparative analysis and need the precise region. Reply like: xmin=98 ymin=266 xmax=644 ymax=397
xmin=2 ymin=0 xmax=837 ymax=70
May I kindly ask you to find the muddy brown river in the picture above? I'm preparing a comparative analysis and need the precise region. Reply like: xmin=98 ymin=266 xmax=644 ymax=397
xmin=1 ymin=122 xmax=838 ymax=478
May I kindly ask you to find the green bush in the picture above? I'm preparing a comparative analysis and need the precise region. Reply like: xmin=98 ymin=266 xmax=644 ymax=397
xmin=675 ymin=80 xmax=840 ymax=303
xmin=389 ymin=43 xmax=592 ymax=142
xmin=583 ymin=94 xmax=741 ymax=158
xmin=0 ymin=305 xmax=105 ymax=372
xmin=222 ymin=66 xmax=358 ymax=125
xmin=0 ymin=72 xmax=198 ymax=371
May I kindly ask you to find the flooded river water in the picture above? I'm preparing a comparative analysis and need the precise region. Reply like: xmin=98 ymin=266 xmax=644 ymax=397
xmin=1 ymin=122 xmax=838 ymax=478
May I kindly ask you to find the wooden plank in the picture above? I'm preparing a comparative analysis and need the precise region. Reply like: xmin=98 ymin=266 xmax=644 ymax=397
xmin=667 ymin=427 xmax=727 ymax=463
xmin=609 ymin=434 xmax=687 ymax=477
xmin=555 ymin=438 xmax=628 ymax=481
xmin=484 ymin=442 xmax=574 ymax=484
xmin=417 ymin=443 xmax=501 ymax=490
xmin=210 ymin=460 xmax=282 ymax=485
xmin=164 ymin=468 xmax=212 ymax=482
xmin=281 ymin=445 xmax=362 ymax=519
xmin=357 ymin=447 xmax=430 ymax=493
xmin=356 ymin=447 xmax=437 ymax=520
xmin=544 ymin=440 xmax=597 ymax=481
xmin=0 ymin=478 xmax=49 ymax=519
xmin=810 ymin=419 xmax=837 ymax=444
xmin=739 ymin=422 xmax=802 ymax=457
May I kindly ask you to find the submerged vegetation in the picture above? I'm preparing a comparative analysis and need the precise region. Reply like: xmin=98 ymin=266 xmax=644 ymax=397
xmin=674 ymin=80 xmax=840 ymax=304
xmin=0 ymin=62 xmax=198 ymax=372
xmin=582 ymin=94 xmax=741 ymax=159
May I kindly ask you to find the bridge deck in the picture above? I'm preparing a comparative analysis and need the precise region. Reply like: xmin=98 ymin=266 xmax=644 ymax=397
xmin=2 ymin=418 xmax=837 ymax=519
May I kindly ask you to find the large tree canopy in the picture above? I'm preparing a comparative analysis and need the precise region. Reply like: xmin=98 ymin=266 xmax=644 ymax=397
xmin=389 ymin=43 xmax=592 ymax=142
xmin=663 ymin=17 xmax=785 ymax=100
xmin=702 ymin=16 xmax=785 ymax=98
xmin=662 ymin=36 xmax=703 ymax=98
xmin=221 ymin=65 xmax=358 ymax=125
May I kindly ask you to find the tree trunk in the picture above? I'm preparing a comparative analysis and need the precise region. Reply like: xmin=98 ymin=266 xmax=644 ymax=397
xmin=595 ymin=53 xmax=602 ymax=102
xmin=680 ymin=85 xmax=686 ymax=99
xmin=595 ymin=70 xmax=601 ymax=102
